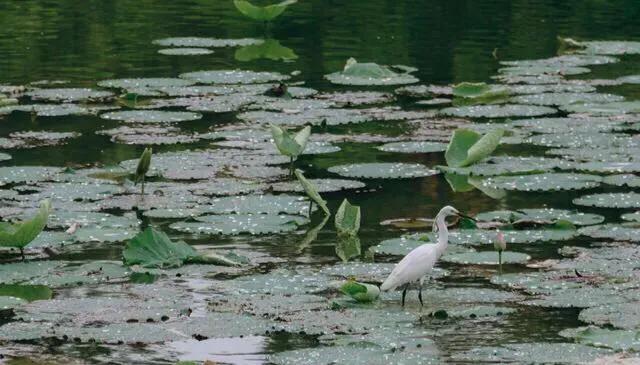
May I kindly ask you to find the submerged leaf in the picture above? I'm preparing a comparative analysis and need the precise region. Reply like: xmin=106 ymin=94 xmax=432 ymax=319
xmin=335 ymin=199 xmax=361 ymax=236
xmin=445 ymin=128 xmax=504 ymax=167
xmin=233 ymin=0 xmax=297 ymax=21
xmin=0 ymin=284 xmax=52 ymax=302
xmin=0 ymin=200 xmax=51 ymax=249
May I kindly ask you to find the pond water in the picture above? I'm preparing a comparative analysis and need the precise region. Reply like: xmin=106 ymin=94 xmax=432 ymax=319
xmin=1 ymin=0 xmax=640 ymax=364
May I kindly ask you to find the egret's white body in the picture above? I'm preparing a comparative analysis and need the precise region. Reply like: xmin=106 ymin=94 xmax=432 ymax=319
xmin=381 ymin=205 xmax=465 ymax=305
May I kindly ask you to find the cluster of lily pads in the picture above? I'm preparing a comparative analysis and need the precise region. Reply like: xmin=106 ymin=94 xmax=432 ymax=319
xmin=3 ymin=27 xmax=640 ymax=363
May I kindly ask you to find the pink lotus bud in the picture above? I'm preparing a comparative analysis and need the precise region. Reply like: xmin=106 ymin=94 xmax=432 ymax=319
xmin=494 ymin=231 xmax=506 ymax=252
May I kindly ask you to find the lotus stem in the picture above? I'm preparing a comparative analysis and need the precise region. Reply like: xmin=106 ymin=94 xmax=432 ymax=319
xmin=308 ymin=201 xmax=313 ymax=217
xmin=498 ymin=250 xmax=502 ymax=275
xmin=289 ymin=157 xmax=294 ymax=177
xmin=141 ymin=175 xmax=145 ymax=196
xmin=20 ymin=247 xmax=25 ymax=261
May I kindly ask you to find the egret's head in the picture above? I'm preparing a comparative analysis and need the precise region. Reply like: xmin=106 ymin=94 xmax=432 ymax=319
xmin=438 ymin=205 xmax=476 ymax=221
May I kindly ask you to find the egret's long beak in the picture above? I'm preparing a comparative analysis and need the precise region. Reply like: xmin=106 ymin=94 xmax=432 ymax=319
xmin=456 ymin=212 xmax=477 ymax=222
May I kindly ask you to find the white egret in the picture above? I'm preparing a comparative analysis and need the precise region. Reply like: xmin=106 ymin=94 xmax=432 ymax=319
xmin=381 ymin=205 xmax=474 ymax=306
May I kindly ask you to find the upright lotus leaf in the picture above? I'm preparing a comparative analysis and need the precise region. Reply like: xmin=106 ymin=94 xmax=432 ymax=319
xmin=135 ymin=147 xmax=152 ymax=195
xmin=335 ymin=199 xmax=361 ymax=236
xmin=0 ymin=199 xmax=51 ymax=258
xmin=445 ymin=128 xmax=504 ymax=167
xmin=123 ymin=227 xmax=239 ymax=268
xmin=270 ymin=124 xmax=310 ymax=159
xmin=294 ymin=169 xmax=329 ymax=216
xmin=340 ymin=280 xmax=380 ymax=303
xmin=233 ymin=0 xmax=297 ymax=21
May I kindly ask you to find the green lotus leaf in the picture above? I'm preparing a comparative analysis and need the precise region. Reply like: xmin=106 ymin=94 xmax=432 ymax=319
xmin=0 ymin=284 xmax=52 ymax=302
xmin=340 ymin=280 xmax=380 ymax=303
xmin=0 ymin=200 xmax=51 ymax=249
xmin=123 ymin=227 xmax=240 ymax=268
xmin=335 ymin=199 xmax=360 ymax=236
xmin=336 ymin=235 xmax=361 ymax=262
xmin=328 ymin=163 xmax=438 ymax=179
xmin=294 ymin=169 xmax=329 ymax=215
xmin=442 ymin=251 xmax=530 ymax=265
xmin=233 ymin=0 xmax=296 ymax=21
xmin=445 ymin=128 xmax=504 ymax=167
xmin=479 ymin=173 xmax=602 ymax=192
xmin=270 ymin=124 xmax=310 ymax=159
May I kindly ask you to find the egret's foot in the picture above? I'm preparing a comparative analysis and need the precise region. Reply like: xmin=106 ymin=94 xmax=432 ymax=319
xmin=401 ymin=285 xmax=408 ymax=307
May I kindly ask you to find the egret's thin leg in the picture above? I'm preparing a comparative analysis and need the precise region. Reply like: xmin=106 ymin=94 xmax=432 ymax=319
xmin=418 ymin=277 xmax=424 ymax=307
xmin=401 ymin=284 xmax=409 ymax=306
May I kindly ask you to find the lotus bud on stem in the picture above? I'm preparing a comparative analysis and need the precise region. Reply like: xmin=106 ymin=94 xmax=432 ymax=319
xmin=494 ymin=231 xmax=506 ymax=274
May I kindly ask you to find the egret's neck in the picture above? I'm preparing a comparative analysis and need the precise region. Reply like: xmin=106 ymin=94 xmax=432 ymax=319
xmin=435 ymin=214 xmax=449 ymax=253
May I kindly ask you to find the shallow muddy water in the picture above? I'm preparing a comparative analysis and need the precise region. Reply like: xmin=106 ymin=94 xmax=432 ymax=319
xmin=1 ymin=1 xmax=640 ymax=364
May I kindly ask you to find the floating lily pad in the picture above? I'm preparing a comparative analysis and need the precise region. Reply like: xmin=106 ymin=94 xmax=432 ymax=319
xmin=622 ymin=212 xmax=640 ymax=222
xmin=26 ymin=88 xmax=114 ymax=102
xmin=499 ymin=65 xmax=591 ymax=76
xmin=440 ymin=156 xmax=573 ymax=176
xmin=440 ymin=104 xmax=556 ymax=118
xmin=205 ymin=195 xmax=310 ymax=216
xmin=561 ymin=101 xmax=640 ymax=115
xmin=511 ymin=92 xmax=624 ymax=106
xmin=97 ymin=125 xmax=199 ymax=145
xmin=179 ymin=70 xmax=289 ymax=84
xmin=152 ymin=37 xmax=263 ymax=48
xmin=269 ymin=178 xmax=365 ymax=193
xmin=480 ymin=173 xmax=601 ymax=192
xmin=101 ymin=110 xmax=202 ymax=123
xmin=169 ymin=214 xmax=308 ymax=235
xmin=325 ymin=58 xmax=419 ymax=86
xmin=563 ymin=326 xmax=640 ymax=352
xmin=269 ymin=343 xmax=439 ymax=365
xmin=371 ymin=237 xmax=426 ymax=256
xmin=0 ymin=104 xmax=90 ymax=117
xmin=158 ymin=47 xmax=213 ymax=55
xmin=572 ymin=40 xmax=640 ymax=55
xmin=98 ymin=78 xmax=195 ymax=90
xmin=328 ymin=163 xmax=438 ymax=179
xmin=315 ymin=91 xmax=393 ymax=106
xmin=417 ymin=227 xmax=577 ymax=246
xmin=452 ymin=343 xmax=611 ymax=364
xmin=508 ymin=117 xmax=623 ymax=134
xmin=0 ymin=166 xmax=60 ymax=185
xmin=377 ymin=141 xmax=447 ymax=153
xmin=576 ymin=162 xmax=640 ymax=174
xmin=578 ymin=223 xmax=640 ymax=242
xmin=580 ymin=303 xmax=640 ymax=330
xmin=442 ymin=251 xmax=530 ymax=265
xmin=475 ymin=208 xmax=604 ymax=226
xmin=573 ymin=193 xmax=640 ymax=208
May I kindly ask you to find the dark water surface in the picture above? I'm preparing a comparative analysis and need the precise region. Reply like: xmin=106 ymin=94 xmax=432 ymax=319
xmin=1 ymin=0 xmax=640 ymax=364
